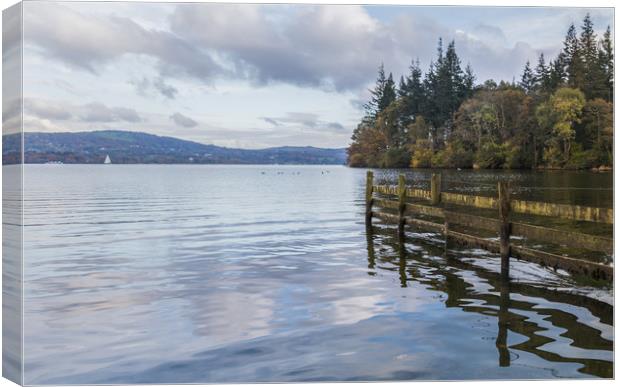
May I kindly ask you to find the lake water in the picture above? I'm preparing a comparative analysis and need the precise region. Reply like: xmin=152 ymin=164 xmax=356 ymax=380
xmin=21 ymin=165 xmax=613 ymax=383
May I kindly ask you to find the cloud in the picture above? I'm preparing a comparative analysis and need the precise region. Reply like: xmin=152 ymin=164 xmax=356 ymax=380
xmin=261 ymin=112 xmax=319 ymax=128
xmin=24 ymin=3 xmax=393 ymax=91
xmin=169 ymin=4 xmax=392 ymax=91
xmin=152 ymin=77 xmax=178 ymax=99
xmin=130 ymin=76 xmax=178 ymax=99
xmin=23 ymin=2 xmax=566 ymax=93
xmin=327 ymin=122 xmax=345 ymax=131
xmin=261 ymin=117 xmax=281 ymax=126
xmin=169 ymin=112 xmax=198 ymax=128
xmin=81 ymin=103 xmax=142 ymax=123
xmin=472 ymin=24 xmax=506 ymax=44
xmin=25 ymin=98 xmax=72 ymax=120
xmin=261 ymin=112 xmax=346 ymax=132
xmin=23 ymin=99 xmax=142 ymax=123
xmin=23 ymin=2 xmax=223 ymax=80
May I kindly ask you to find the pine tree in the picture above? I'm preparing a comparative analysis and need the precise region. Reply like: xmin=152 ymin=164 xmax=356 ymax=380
xmin=598 ymin=26 xmax=613 ymax=101
xmin=579 ymin=13 xmax=604 ymax=99
xmin=535 ymin=53 xmax=551 ymax=93
xmin=580 ymin=14 xmax=598 ymax=68
xmin=381 ymin=73 xmax=397 ymax=112
xmin=425 ymin=39 xmax=470 ymax=147
xmin=399 ymin=59 xmax=424 ymax=125
xmin=462 ymin=64 xmax=476 ymax=98
xmin=520 ymin=60 xmax=536 ymax=93
xmin=364 ymin=64 xmax=388 ymax=120
xmin=563 ymin=23 xmax=584 ymax=89
xmin=549 ymin=56 xmax=566 ymax=90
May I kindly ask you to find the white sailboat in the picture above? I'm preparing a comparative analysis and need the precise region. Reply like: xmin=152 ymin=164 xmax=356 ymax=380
xmin=104 ymin=154 xmax=112 ymax=164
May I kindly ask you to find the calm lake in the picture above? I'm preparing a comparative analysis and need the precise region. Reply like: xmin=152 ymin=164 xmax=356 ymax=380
xmin=22 ymin=165 xmax=613 ymax=383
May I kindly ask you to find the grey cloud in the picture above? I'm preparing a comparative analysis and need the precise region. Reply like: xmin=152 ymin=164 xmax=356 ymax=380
xmin=169 ymin=4 xmax=392 ymax=91
xmin=129 ymin=77 xmax=151 ymax=97
xmin=130 ymin=76 xmax=178 ymax=99
xmin=153 ymin=77 xmax=178 ymax=99
xmin=327 ymin=122 xmax=345 ymax=131
xmin=473 ymin=24 xmax=506 ymax=42
xmin=261 ymin=117 xmax=281 ymax=126
xmin=24 ymin=2 xmax=223 ymax=80
xmin=80 ymin=102 xmax=142 ymax=123
xmin=170 ymin=112 xmax=198 ymax=128
xmin=23 ymin=99 xmax=142 ymax=123
xmin=261 ymin=112 xmax=319 ymax=128
xmin=261 ymin=112 xmax=345 ymax=132
xmin=25 ymin=98 xmax=72 ymax=120
xmin=23 ymin=2 xmax=574 ymax=93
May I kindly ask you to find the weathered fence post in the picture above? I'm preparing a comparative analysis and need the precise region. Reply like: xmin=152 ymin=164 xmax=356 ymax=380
xmin=398 ymin=174 xmax=406 ymax=237
xmin=431 ymin=173 xmax=441 ymax=205
xmin=365 ymin=171 xmax=374 ymax=226
xmin=498 ymin=181 xmax=511 ymax=279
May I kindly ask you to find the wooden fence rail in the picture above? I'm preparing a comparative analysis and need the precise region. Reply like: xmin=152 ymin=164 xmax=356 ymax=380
xmin=365 ymin=171 xmax=613 ymax=281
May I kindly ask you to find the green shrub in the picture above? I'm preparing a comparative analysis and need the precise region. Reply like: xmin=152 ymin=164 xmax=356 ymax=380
xmin=381 ymin=147 xmax=411 ymax=168
xmin=565 ymin=144 xmax=598 ymax=169
xmin=432 ymin=141 xmax=473 ymax=168
xmin=475 ymin=141 xmax=504 ymax=169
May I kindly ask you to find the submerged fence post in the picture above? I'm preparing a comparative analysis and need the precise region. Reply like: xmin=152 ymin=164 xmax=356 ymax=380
xmin=398 ymin=174 xmax=406 ymax=237
xmin=365 ymin=170 xmax=374 ymax=226
xmin=498 ymin=181 xmax=511 ymax=279
xmin=431 ymin=173 xmax=441 ymax=205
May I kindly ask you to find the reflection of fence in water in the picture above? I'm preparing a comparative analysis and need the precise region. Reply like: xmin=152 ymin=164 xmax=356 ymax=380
xmin=364 ymin=226 xmax=613 ymax=377
xmin=365 ymin=171 xmax=613 ymax=281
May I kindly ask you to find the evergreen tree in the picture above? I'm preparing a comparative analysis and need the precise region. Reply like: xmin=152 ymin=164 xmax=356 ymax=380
xmin=363 ymin=64 xmax=388 ymax=120
xmin=598 ymin=26 xmax=613 ymax=101
xmin=579 ymin=13 xmax=604 ymax=99
xmin=381 ymin=73 xmax=397 ymax=112
xmin=520 ymin=61 xmax=536 ymax=93
xmin=399 ymin=59 xmax=424 ymax=126
xmin=535 ymin=53 xmax=551 ymax=93
xmin=398 ymin=75 xmax=407 ymax=98
xmin=580 ymin=14 xmax=598 ymax=68
xmin=562 ymin=23 xmax=584 ymax=89
xmin=549 ymin=56 xmax=566 ymax=90
xmin=463 ymin=64 xmax=476 ymax=96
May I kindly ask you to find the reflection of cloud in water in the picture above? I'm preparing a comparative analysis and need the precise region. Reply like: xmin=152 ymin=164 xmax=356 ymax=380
xmin=185 ymin=287 xmax=275 ymax=344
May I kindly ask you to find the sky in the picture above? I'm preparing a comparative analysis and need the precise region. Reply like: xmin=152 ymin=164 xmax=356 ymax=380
xmin=15 ymin=1 xmax=614 ymax=149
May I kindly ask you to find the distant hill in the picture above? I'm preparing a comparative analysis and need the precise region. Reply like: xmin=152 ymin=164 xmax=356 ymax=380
xmin=2 ymin=130 xmax=347 ymax=165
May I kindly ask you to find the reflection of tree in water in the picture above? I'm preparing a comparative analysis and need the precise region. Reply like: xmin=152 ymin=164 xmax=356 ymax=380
xmin=365 ymin=225 xmax=613 ymax=378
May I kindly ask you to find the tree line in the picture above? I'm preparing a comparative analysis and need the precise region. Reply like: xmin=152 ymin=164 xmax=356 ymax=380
xmin=348 ymin=14 xmax=613 ymax=170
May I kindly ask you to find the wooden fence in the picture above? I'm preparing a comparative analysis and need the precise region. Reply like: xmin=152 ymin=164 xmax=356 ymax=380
xmin=365 ymin=171 xmax=614 ymax=281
